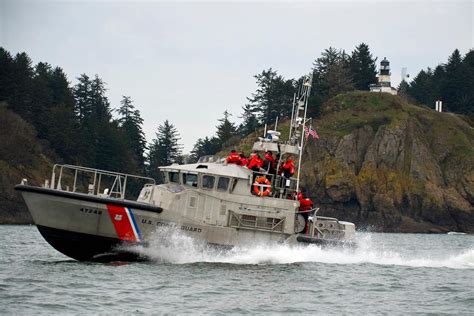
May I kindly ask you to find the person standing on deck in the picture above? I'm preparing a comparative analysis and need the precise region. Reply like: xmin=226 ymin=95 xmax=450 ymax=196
xmin=239 ymin=152 xmax=248 ymax=167
xmin=280 ymin=155 xmax=295 ymax=178
xmin=247 ymin=152 xmax=264 ymax=172
xmin=264 ymin=151 xmax=276 ymax=174
xmin=226 ymin=150 xmax=241 ymax=164
xmin=298 ymin=191 xmax=314 ymax=234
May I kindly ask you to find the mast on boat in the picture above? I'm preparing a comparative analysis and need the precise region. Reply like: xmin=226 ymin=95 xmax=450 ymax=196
xmin=293 ymin=76 xmax=312 ymax=193
xmin=252 ymin=73 xmax=313 ymax=197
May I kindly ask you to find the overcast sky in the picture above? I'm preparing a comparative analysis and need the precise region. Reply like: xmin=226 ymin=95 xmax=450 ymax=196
xmin=1 ymin=0 xmax=473 ymax=152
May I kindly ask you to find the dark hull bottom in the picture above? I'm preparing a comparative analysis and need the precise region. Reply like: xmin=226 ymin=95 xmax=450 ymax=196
xmin=296 ymin=235 xmax=356 ymax=248
xmin=36 ymin=225 xmax=143 ymax=262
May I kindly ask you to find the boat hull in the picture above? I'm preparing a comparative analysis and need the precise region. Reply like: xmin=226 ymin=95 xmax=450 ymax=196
xmin=36 ymin=225 xmax=142 ymax=261
xmin=15 ymin=185 xmax=163 ymax=261
xmin=15 ymin=184 xmax=356 ymax=261
xmin=296 ymin=235 xmax=356 ymax=248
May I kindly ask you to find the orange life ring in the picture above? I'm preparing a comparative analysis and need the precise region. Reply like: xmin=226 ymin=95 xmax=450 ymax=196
xmin=253 ymin=176 xmax=271 ymax=197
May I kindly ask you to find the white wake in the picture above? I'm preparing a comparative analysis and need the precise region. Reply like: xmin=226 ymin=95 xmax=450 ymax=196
xmin=127 ymin=229 xmax=474 ymax=269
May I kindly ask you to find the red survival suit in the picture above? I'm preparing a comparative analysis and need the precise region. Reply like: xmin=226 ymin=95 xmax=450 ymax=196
xmin=280 ymin=159 xmax=295 ymax=178
xmin=247 ymin=154 xmax=264 ymax=171
xmin=226 ymin=151 xmax=241 ymax=164
xmin=298 ymin=192 xmax=314 ymax=234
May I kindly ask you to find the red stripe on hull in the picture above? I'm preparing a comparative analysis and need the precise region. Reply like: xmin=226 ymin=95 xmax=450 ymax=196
xmin=106 ymin=204 xmax=138 ymax=242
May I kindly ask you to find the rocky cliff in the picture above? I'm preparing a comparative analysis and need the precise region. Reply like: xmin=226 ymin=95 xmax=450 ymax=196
xmin=0 ymin=105 xmax=54 ymax=223
xmin=300 ymin=92 xmax=474 ymax=233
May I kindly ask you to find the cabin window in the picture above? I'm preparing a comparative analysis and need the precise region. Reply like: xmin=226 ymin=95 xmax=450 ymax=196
xmin=169 ymin=172 xmax=179 ymax=183
xmin=230 ymin=179 xmax=238 ymax=193
xmin=217 ymin=177 xmax=230 ymax=191
xmin=183 ymin=173 xmax=198 ymax=187
xmin=202 ymin=175 xmax=215 ymax=190
xmin=189 ymin=196 xmax=197 ymax=208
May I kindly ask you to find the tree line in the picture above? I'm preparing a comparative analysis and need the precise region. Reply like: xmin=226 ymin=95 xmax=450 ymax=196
xmin=406 ymin=49 xmax=474 ymax=120
xmin=1 ymin=48 xmax=161 ymax=178
xmin=1 ymin=44 xmax=472 ymax=180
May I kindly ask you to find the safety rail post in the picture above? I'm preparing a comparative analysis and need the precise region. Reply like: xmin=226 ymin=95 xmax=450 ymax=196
xmin=48 ymin=164 xmax=156 ymax=201
xmin=57 ymin=165 xmax=63 ymax=190
xmin=73 ymin=169 xmax=78 ymax=192
xmin=122 ymin=175 xmax=128 ymax=200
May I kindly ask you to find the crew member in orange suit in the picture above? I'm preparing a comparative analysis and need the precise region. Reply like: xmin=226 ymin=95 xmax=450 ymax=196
xmin=239 ymin=152 xmax=248 ymax=167
xmin=247 ymin=152 xmax=264 ymax=172
xmin=264 ymin=151 xmax=276 ymax=174
xmin=280 ymin=155 xmax=295 ymax=178
xmin=226 ymin=150 xmax=241 ymax=164
xmin=298 ymin=191 xmax=314 ymax=234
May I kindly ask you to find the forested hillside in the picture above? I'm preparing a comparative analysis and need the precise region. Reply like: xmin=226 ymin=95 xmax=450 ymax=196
xmin=231 ymin=93 xmax=474 ymax=233
xmin=1 ymin=45 xmax=473 ymax=228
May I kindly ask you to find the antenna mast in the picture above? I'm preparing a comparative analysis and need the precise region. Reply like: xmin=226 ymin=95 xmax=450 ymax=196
xmin=294 ymin=74 xmax=312 ymax=193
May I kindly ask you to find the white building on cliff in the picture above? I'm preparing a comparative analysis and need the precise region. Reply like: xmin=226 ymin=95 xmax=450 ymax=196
xmin=369 ymin=57 xmax=398 ymax=95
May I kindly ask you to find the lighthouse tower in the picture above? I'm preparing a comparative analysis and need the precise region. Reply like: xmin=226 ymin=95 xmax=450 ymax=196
xmin=369 ymin=57 xmax=397 ymax=95
xmin=379 ymin=58 xmax=391 ymax=87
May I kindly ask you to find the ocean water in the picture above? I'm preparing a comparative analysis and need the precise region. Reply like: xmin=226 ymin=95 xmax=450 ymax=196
xmin=0 ymin=225 xmax=472 ymax=315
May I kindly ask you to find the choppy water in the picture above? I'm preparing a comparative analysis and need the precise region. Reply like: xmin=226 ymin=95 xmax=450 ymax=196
xmin=0 ymin=225 xmax=473 ymax=315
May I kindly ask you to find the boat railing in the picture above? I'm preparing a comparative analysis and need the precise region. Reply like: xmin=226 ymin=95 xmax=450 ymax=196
xmin=48 ymin=164 xmax=156 ymax=203
xmin=228 ymin=210 xmax=285 ymax=233
xmin=250 ymin=170 xmax=298 ymax=199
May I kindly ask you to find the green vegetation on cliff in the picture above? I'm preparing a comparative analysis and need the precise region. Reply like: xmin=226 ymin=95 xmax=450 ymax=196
xmin=306 ymin=92 xmax=473 ymax=233
xmin=0 ymin=105 xmax=54 ymax=223
xmin=228 ymin=92 xmax=473 ymax=233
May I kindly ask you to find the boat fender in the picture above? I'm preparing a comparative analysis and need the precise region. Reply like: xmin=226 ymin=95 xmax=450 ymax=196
xmin=253 ymin=176 xmax=271 ymax=197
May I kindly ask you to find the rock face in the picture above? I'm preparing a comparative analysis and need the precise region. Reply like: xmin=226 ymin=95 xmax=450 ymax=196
xmin=301 ymin=92 xmax=474 ymax=233
xmin=0 ymin=106 xmax=53 ymax=224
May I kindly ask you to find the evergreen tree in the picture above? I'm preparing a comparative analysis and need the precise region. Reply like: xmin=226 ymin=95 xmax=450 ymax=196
xmin=407 ymin=69 xmax=434 ymax=105
xmin=397 ymin=80 xmax=410 ymax=99
xmin=0 ymin=48 xmax=14 ymax=102
xmin=9 ymin=52 xmax=34 ymax=120
xmin=238 ymin=103 xmax=259 ymax=137
xmin=325 ymin=57 xmax=355 ymax=98
xmin=73 ymin=74 xmax=93 ymax=122
xmin=189 ymin=136 xmax=221 ymax=163
xmin=461 ymin=50 xmax=474 ymax=119
xmin=308 ymin=47 xmax=354 ymax=116
xmin=443 ymin=49 xmax=466 ymax=113
xmin=116 ymin=96 xmax=147 ymax=171
xmin=148 ymin=120 xmax=182 ymax=180
xmin=246 ymin=68 xmax=295 ymax=126
xmin=215 ymin=110 xmax=238 ymax=148
xmin=45 ymin=67 xmax=78 ymax=162
xmin=31 ymin=62 xmax=54 ymax=137
xmin=349 ymin=43 xmax=377 ymax=90
xmin=408 ymin=49 xmax=474 ymax=119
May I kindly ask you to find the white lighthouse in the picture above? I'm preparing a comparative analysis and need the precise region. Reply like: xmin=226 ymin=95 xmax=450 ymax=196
xmin=369 ymin=57 xmax=398 ymax=95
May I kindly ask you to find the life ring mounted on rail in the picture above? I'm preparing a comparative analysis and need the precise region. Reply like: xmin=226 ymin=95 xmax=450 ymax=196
xmin=253 ymin=176 xmax=271 ymax=197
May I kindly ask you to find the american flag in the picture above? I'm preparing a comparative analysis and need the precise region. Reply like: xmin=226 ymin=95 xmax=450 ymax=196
xmin=304 ymin=125 xmax=320 ymax=140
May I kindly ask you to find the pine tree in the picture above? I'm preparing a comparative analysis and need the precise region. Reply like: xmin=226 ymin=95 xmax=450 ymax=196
xmin=73 ymin=74 xmax=93 ymax=122
xmin=238 ymin=103 xmax=259 ymax=137
xmin=9 ymin=52 xmax=34 ymax=120
xmin=308 ymin=47 xmax=354 ymax=116
xmin=349 ymin=43 xmax=378 ymax=90
xmin=0 ymin=48 xmax=14 ymax=102
xmin=189 ymin=136 xmax=221 ymax=163
xmin=116 ymin=96 xmax=147 ymax=171
xmin=461 ymin=50 xmax=474 ymax=119
xmin=246 ymin=68 xmax=295 ymax=126
xmin=215 ymin=110 xmax=238 ymax=148
xmin=148 ymin=120 xmax=182 ymax=180
xmin=325 ymin=57 xmax=355 ymax=98
xmin=31 ymin=62 xmax=53 ymax=137
xmin=407 ymin=69 xmax=434 ymax=105
xmin=443 ymin=49 xmax=465 ymax=113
